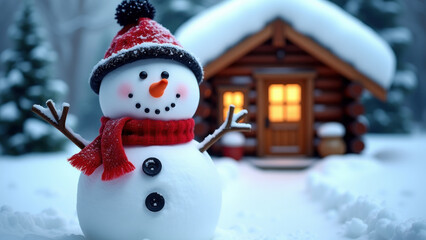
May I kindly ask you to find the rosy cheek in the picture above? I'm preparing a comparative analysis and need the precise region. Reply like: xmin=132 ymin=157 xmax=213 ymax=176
xmin=176 ymin=84 xmax=188 ymax=100
xmin=118 ymin=82 xmax=132 ymax=99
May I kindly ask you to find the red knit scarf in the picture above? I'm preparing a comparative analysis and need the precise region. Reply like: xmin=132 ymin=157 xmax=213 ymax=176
xmin=68 ymin=117 xmax=194 ymax=181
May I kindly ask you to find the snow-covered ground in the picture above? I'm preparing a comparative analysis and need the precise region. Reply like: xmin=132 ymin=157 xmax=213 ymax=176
xmin=1 ymin=134 xmax=425 ymax=240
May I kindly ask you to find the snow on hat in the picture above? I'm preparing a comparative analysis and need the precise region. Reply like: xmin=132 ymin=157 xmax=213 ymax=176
xmin=89 ymin=0 xmax=203 ymax=94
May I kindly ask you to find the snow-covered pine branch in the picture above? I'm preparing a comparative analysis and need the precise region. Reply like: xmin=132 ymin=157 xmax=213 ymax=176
xmin=32 ymin=100 xmax=88 ymax=149
xmin=198 ymin=105 xmax=251 ymax=153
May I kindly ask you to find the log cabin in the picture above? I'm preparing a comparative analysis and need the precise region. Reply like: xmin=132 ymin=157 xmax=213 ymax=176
xmin=176 ymin=0 xmax=395 ymax=157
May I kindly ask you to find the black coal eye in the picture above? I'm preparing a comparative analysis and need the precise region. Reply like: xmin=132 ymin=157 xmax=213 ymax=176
xmin=161 ymin=71 xmax=169 ymax=79
xmin=139 ymin=71 xmax=148 ymax=80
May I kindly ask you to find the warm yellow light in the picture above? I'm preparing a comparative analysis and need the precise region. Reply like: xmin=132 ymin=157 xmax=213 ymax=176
xmin=223 ymin=92 xmax=233 ymax=106
xmin=287 ymin=105 xmax=301 ymax=121
xmin=267 ymin=84 xmax=302 ymax=123
xmin=269 ymin=84 xmax=285 ymax=104
xmin=269 ymin=105 xmax=285 ymax=122
xmin=286 ymin=84 xmax=301 ymax=103
xmin=234 ymin=92 xmax=244 ymax=107
xmin=222 ymin=91 xmax=244 ymax=121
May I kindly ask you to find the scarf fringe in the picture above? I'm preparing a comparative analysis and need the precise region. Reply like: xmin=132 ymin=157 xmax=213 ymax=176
xmin=68 ymin=136 xmax=102 ymax=176
xmin=68 ymin=156 xmax=99 ymax=176
xmin=102 ymin=161 xmax=136 ymax=181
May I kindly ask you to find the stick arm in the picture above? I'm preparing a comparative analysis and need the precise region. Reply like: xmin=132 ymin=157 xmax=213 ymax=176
xmin=32 ymin=100 xmax=88 ymax=149
xmin=198 ymin=105 xmax=251 ymax=153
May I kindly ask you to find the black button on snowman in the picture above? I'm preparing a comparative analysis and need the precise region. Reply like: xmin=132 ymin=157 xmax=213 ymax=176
xmin=142 ymin=157 xmax=162 ymax=177
xmin=142 ymin=157 xmax=164 ymax=212
xmin=145 ymin=192 xmax=165 ymax=212
xmin=32 ymin=0 xmax=250 ymax=240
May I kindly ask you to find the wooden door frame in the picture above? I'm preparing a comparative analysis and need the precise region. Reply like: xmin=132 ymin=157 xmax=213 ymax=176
xmin=254 ymin=69 xmax=315 ymax=157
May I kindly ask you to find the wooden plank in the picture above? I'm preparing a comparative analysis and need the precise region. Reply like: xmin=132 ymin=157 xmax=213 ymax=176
xmin=194 ymin=122 xmax=210 ymax=137
xmin=218 ymin=66 xmax=253 ymax=76
xmin=314 ymin=91 xmax=343 ymax=104
xmin=345 ymin=82 xmax=364 ymax=99
xmin=251 ymin=45 xmax=277 ymax=54
xmin=199 ymin=82 xmax=212 ymax=99
xmin=248 ymin=110 xmax=257 ymax=123
xmin=347 ymin=120 xmax=368 ymax=136
xmin=204 ymin=24 xmax=274 ymax=79
xmin=219 ymin=64 xmax=323 ymax=77
xmin=316 ymin=66 xmax=341 ymax=76
xmin=314 ymin=106 xmax=344 ymax=121
xmin=305 ymin=72 xmax=315 ymax=156
xmin=314 ymin=78 xmax=344 ymax=90
xmin=195 ymin=101 xmax=211 ymax=118
xmin=284 ymin=44 xmax=306 ymax=54
xmin=256 ymin=73 xmax=266 ymax=156
xmin=251 ymin=44 xmax=305 ymax=55
xmin=345 ymin=102 xmax=365 ymax=117
xmin=347 ymin=137 xmax=365 ymax=153
xmin=272 ymin=19 xmax=286 ymax=48
xmin=284 ymin=24 xmax=387 ymax=100
xmin=236 ymin=54 xmax=319 ymax=65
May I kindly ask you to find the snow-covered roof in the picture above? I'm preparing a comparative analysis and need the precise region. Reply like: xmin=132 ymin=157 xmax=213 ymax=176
xmin=175 ymin=0 xmax=396 ymax=89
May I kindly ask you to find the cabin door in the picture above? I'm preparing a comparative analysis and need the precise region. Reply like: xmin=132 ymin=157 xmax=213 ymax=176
xmin=256 ymin=71 xmax=314 ymax=156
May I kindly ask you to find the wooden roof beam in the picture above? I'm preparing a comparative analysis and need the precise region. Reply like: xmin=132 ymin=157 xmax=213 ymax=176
xmin=204 ymin=23 xmax=274 ymax=80
xmin=272 ymin=19 xmax=286 ymax=48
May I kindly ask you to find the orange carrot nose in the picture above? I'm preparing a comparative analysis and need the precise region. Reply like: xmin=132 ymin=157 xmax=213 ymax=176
xmin=149 ymin=79 xmax=168 ymax=98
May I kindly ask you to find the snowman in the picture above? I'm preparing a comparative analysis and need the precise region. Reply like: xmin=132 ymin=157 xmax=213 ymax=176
xmin=32 ymin=1 xmax=250 ymax=240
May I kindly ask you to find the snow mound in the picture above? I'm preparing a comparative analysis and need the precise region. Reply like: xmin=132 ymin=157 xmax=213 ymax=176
xmin=176 ymin=0 xmax=395 ymax=89
xmin=0 ymin=206 xmax=80 ymax=240
xmin=307 ymin=155 xmax=426 ymax=240
xmin=221 ymin=132 xmax=245 ymax=147
xmin=317 ymin=122 xmax=345 ymax=137
xmin=213 ymin=225 xmax=287 ymax=240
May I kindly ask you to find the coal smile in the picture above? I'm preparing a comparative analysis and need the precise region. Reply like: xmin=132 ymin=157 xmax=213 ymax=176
xmin=132 ymin=93 xmax=180 ymax=115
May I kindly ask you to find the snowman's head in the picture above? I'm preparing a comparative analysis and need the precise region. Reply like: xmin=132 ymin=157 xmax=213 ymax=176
xmin=99 ymin=59 xmax=200 ymax=121
xmin=90 ymin=0 xmax=203 ymax=120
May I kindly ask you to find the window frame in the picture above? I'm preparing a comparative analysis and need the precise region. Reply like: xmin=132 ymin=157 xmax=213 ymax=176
xmin=268 ymin=83 xmax=302 ymax=123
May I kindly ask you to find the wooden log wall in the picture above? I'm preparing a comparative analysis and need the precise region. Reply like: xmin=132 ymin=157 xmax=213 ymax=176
xmin=195 ymin=38 xmax=367 ymax=156
xmin=342 ymin=82 xmax=367 ymax=154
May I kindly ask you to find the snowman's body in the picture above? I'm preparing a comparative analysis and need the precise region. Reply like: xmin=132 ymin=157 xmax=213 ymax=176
xmin=76 ymin=58 xmax=222 ymax=240
xmin=64 ymin=2 xmax=248 ymax=238
xmin=77 ymin=141 xmax=221 ymax=240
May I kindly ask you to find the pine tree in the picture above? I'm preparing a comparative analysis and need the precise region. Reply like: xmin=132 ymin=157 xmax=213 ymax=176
xmin=0 ymin=0 xmax=68 ymax=155
xmin=328 ymin=0 xmax=417 ymax=133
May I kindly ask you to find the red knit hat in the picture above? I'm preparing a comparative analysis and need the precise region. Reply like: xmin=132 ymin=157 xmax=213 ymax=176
xmin=89 ymin=0 xmax=203 ymax=94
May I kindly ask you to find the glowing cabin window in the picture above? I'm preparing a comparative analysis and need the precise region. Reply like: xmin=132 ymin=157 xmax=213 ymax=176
xmin=286 ymin=84 xmax=301 ymax=103
xmin=223 ymin=91 xmax=244 ymax=121
xmin=268 ymin=84 xmax=301 ymax=122
xmin=268 ymin=84 xmax=286 ymax=122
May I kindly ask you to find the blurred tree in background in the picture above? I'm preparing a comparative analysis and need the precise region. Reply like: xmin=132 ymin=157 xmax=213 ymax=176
xmin=0 ymin=0 xmax=67 ymax=155
xmin=152 ymin=0 xmax=221 ymax=33
xmin=328 ymin=0 xmax=417 ymax=133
